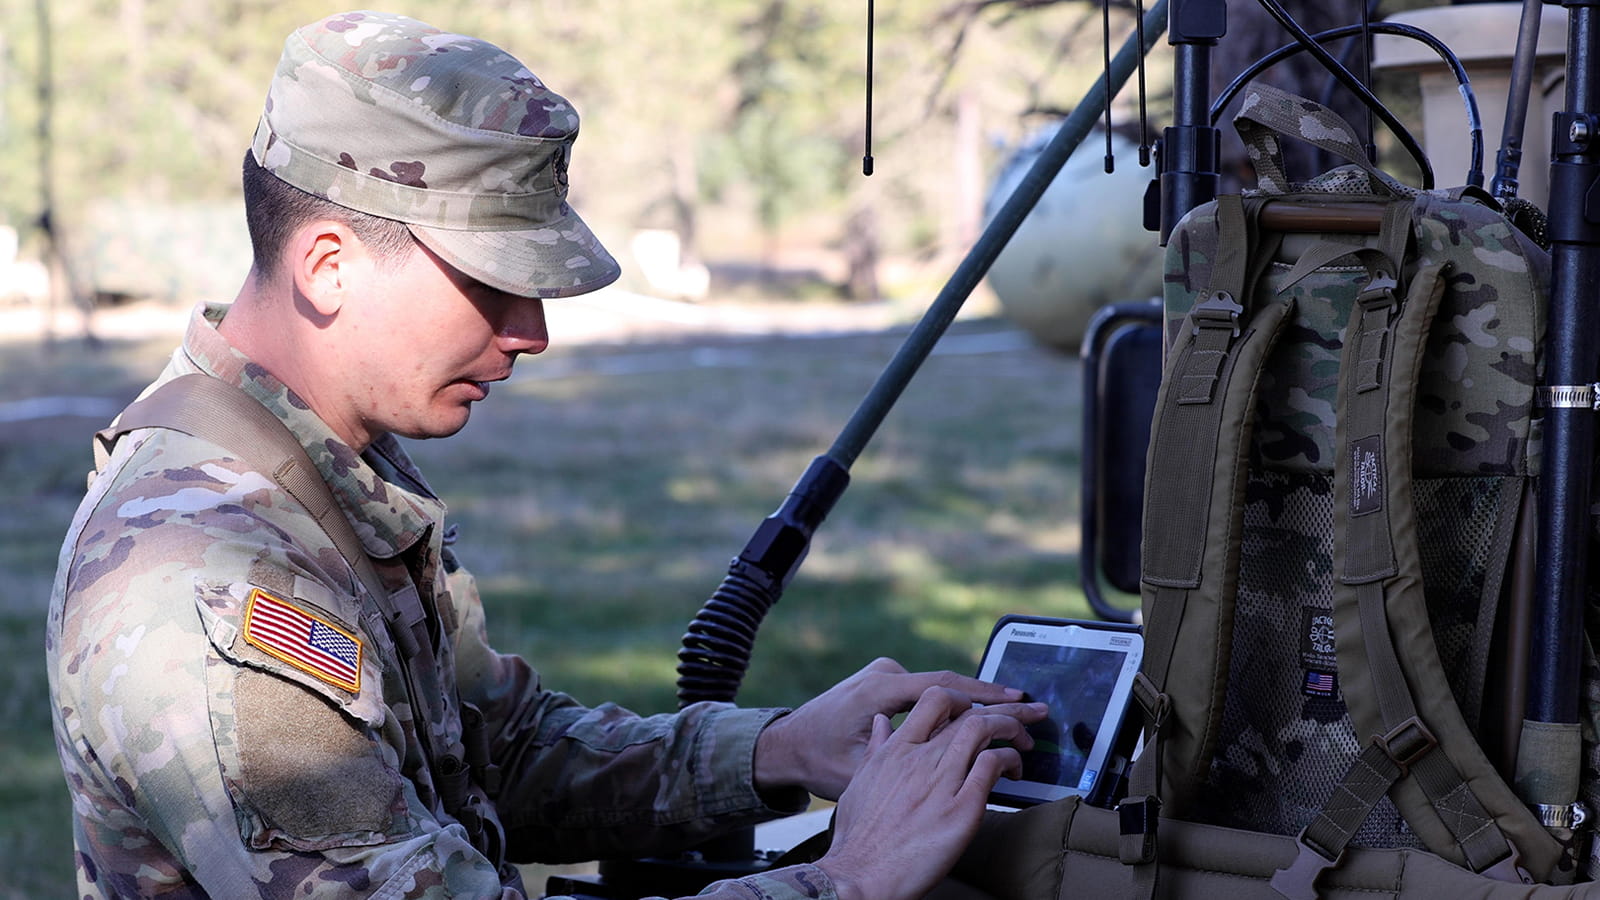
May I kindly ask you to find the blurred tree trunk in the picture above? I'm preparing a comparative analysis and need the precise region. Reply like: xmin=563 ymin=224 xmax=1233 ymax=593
xmin=844 ymin=204 xmax=881 ymax=300
xmin=670 ymin=143 xmax=701 ymax=268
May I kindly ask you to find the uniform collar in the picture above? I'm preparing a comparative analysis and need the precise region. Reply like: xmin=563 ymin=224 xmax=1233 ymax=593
xmin=177 ymin=301 xmax=445 ymax=560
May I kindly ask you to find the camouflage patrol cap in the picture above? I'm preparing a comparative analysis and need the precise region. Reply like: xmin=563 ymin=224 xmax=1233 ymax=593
xmin=250 ymin=10 xmax=621 ymax=299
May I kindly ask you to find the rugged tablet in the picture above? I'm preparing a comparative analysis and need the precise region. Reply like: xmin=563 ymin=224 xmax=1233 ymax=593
xmin=976 ymin=615 xmax=1143 ymax=807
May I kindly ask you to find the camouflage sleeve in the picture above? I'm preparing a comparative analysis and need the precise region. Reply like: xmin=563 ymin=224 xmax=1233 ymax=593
xmin=445 ymin=566 xmax=812 ymax=864
xmin=537 ymin=864 xmax=836 ymax=900
xmin=690 ymin=864 xmax=835 ymax=900
xmin=48 ymin=441 xmax=529 ymax=897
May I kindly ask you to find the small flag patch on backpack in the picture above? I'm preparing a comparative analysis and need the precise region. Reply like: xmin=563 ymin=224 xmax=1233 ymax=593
xmin=243 ymin=588 xmax=362 ymax=692
xmin=1304 ymin=670 xmax=1337 ymax=697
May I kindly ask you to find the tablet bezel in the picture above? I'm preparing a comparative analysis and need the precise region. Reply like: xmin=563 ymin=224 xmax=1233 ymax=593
xmin=976 ymin=615 xmax=1143 ymax=807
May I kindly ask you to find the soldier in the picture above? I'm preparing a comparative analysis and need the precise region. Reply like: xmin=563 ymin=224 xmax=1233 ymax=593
xmin=45 ymin=10 xmax=1046 ymax=900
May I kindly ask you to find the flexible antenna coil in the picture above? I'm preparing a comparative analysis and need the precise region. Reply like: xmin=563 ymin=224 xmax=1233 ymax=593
xmin=676 ymin=562 xmax=777 ymax=705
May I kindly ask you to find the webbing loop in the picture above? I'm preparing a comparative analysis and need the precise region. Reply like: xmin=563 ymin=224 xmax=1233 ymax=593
xmin=1118 ymin=795 xmax=1162 ymax=865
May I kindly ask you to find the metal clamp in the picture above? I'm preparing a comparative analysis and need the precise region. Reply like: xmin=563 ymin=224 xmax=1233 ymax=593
xmin=1533 ymin=801 xmax=1591 ymax=830
xmin=1537 ymin=384 xmax=1600 ymax=409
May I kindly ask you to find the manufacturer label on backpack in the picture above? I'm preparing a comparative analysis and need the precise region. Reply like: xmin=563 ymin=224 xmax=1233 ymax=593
xmin=1300 ymin=608 xmax=1340 ymax=697
xmin=1350 ymin=435 xmax=1383 ymax=516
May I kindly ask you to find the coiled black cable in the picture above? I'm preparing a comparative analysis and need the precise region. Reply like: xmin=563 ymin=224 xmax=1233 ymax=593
xmin=1249 ymin=0 xmax=1435 ymax=188
xmin=1213 ymin=21 xmax=1482 ymax=188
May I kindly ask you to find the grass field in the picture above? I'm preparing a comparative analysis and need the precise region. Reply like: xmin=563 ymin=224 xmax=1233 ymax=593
xmin=0 ymin=299 xmax=1114 ymax=896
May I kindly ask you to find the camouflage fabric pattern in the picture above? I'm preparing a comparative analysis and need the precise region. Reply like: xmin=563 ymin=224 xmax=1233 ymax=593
xmin=1234 ymin=83 xmax=1418 ymax=200
xmin=1195 ymin=470 xmax=1518 ymax=844
xmin=1152 ymin=86 xmax=1546 ymax=851
xmin=252 ymin=10 xmax=620 ymax=299
xmin=46 ymin=301 xmax=820 ymax=899
xmin=1163 ymin=187 xmax=1546 ymax=479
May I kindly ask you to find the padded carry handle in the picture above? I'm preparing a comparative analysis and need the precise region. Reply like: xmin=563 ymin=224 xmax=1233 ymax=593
xmin=1234 ymin=83 xmax=1410 ymax=198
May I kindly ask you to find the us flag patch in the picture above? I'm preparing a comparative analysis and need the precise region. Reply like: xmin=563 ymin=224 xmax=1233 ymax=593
xmin=243 ymin=588 xmax=362 ymax=692
xmin=1304 ymin=670 xmax=1337 ymax=697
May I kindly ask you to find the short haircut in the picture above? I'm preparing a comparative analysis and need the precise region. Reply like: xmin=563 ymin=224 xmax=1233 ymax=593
xmin=241 ymin=151 xmax=415 ymax=281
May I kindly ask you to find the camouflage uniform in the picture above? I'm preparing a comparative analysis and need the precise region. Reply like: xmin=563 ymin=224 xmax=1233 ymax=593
xmin=47 ymin=11 xmax=841 ymax=898
xmin=46 ymin=301 xmax=834 ymax=898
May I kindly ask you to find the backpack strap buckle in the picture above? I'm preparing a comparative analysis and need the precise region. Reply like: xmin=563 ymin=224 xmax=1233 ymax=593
xmin=1269 ymin=830 xmax=1344 ymax=900
xmin=1351 ymin=268 xmax=1401 ymax=393
xmin=1356 ymin=270 xmax=1399 ymax=313
xmin=1131 ymin=672 xmax=1170 ymax=731
xmin=1190 ymin=290 xmax=1244 ymax=338
xmin=1375 ymin=716 xmax=1437 ymax=776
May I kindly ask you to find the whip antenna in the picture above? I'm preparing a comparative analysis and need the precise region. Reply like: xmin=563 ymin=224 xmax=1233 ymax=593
xmin=1492 ymin=0 xmax=1545 ymax=199
xmin=864 ymin=0 xmax=875 ymax=175
xmin=1103 ymin=0 xmax=1115 ymax=172
xmin=1136 ymin=0 xmax=1150 ymax=165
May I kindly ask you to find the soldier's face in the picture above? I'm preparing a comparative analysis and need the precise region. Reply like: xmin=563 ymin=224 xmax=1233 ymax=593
xmin=352 ymin=243 xmax=548 ymax=442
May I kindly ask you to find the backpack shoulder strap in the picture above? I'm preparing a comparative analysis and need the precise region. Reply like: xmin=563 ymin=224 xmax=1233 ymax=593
xmin=1272 ymin=201 xmax=1558 ymax=897
xmin=96 ymin=373 xmax=389 ymax=603
xmin=96 ymin=372 xmax=514 ymax=865
xmin=1124 ymin=195 xmax=1297 ymax=893
xmin=94 ymin=373 xmax=439 ymax=668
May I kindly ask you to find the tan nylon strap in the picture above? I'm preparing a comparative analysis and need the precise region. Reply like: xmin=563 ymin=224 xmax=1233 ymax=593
xmin=1275 ymin=204 xmax=1516 ymax=894
xmin=97 ymin=373 xmax=389 ymax=605
xmin=1129 ymin=198 xmax=1297 ymax=899
xmin=95 ymin=373 xmax=448 ymax=678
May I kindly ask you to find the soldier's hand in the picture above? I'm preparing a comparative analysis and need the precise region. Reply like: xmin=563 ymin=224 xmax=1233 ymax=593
xmin=753 ymin=656 xmax=1045 ymax=800
xmin=813 ymin=685 xmax=1038 ymax=900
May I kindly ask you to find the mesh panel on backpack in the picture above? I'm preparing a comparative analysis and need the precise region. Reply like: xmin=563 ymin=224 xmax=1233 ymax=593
xmin=1194 ymin=466 xmax=1518 ymax=849
xmin=1416 ymin=476 xmax=1521 ymax=731
xmin=1195 ymin=466 xmax=1418 ymax=848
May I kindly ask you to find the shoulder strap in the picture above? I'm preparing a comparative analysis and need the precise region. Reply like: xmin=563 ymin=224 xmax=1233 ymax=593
xmin=1271 ymin=202 xmax=1556 ymax=897
xmin=1125 ymin=195 xmax=1297 ymax=897
xmin=96 ymin=373 xmax=443 ymax=666
xmin=96 ymin=373 xmax=389 ymax=603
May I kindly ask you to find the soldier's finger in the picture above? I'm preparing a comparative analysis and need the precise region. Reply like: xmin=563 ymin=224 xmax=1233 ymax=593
xmin=896 ymin=685 xmax=972 ymax=743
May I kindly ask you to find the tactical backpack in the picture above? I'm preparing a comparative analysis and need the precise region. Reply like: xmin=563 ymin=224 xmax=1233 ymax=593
xmin=957 ymin=85 xmax=1600 ymax=899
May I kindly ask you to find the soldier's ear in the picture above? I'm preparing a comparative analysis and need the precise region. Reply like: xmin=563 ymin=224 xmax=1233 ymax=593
xmin=289 ymin=221 xmax=367 ymax=317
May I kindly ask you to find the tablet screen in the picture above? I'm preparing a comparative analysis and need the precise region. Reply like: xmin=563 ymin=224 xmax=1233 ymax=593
xmin=977 ymin=618 xmax=1142 ymax=804
xmin=992 ymin=639 xmax=1130 ymax=792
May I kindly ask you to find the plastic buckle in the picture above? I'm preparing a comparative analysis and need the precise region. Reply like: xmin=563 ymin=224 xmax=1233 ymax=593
xmin=1480 ymin=850 xmax=1534 ymax=885
xmin=1190 ymin=290 xmax=1243 ymax=337
xmin=1375 ymin=716 xmax=1437 ymax=776
xmin=1269 ymin=830 xmax=1344 ymax=900
xmin=1358 ymin=270 xmax=1399 ymax=312
xmin=1117 ymin=796 xmax=1161 ymax=865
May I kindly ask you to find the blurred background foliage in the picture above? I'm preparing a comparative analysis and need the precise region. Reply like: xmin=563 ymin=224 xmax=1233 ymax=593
xmin=0 ymin=0 xmax=1170 ymax=301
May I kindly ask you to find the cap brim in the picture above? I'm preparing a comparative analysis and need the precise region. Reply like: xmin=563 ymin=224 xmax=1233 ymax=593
xmin=408 ymin=206 xmax=621 ymax=299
